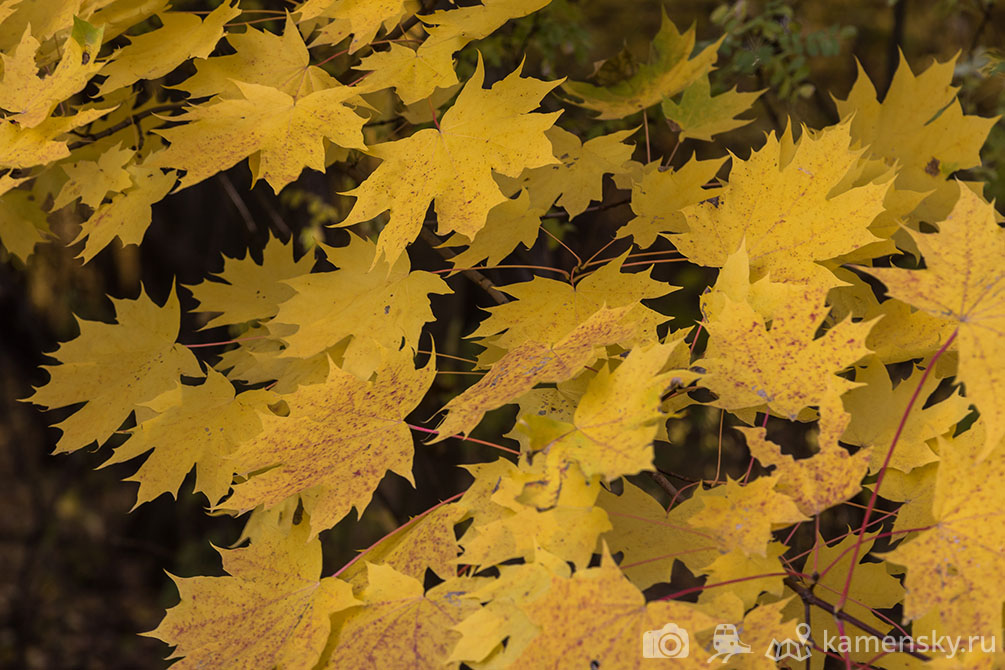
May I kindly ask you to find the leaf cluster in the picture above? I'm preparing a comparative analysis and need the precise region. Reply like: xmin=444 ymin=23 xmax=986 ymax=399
xmin=3 ymin=1 xmax=1004 ymax=669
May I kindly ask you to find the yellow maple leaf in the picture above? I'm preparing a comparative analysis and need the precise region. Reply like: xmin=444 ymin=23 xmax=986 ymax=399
xmin=505 ymin=126 xmax=637 ymax=218
xmin=272 ymin=233 xmax=450 ymax=360
xmin=470 ymin=252 xmax=675 ymax=363
xmin=864 ymin=186 xmax=1004 ymax=459
xmin=596 ymin=480 xmax=718 ymax=590
xmin=173 ymin=15 xmax=336 ymax=99
xmin=225 ymin=350 xmax=434 ymax=536
xmin=457 ymin=455 xmax=611 ymax=569
xmin=338 ymin=503 xmax=461 ymax=588
xmin=661 ymin=74 xmax=764 ymax=141
xmin=189 ymin=234 xmax=314 ymax=329
xmin=338 ymin=58 xmax=560 ymax=266
xmin=699 ymin=281 xmax=872 ymax=419
xmin=52 ymin=143 xmax=135 ymax=210
xmin=325 ymin=565 xmax=480 ymax=669
xmin=502 ymin=550 xmax=720 ymax=668
xmin=28 ymin=287 xmax=201 ymax=453
xmin=301 ymin=0 xmax=414 ymax=53
xmin=699 ymin=543 xmax=786 ymax=609
xmin=434 ymin=306 xmax=633 ymax=439
xmin=740 ymin=394 xmax=871 ymax=516
xmin=148 ymin=80 xmax=367 ymax=193
xmin=71 ymin=164 xmax=176 ymax=263
xmin=842 ymin=356 xmax=970 ymax=473
xmin=617 ymin=156 xmax=725 ymax=248
xmin=884 ymin=421 xmax=1005 ymax=639
xmin=834 ymin=53 xmax=998 ymax=221
xmin=102 ymin=371 xmax=271 ymax=507
xmin=562 ymin=10 xmax=721 ymax=120
xmin=355 ymin=0 xmax=550 ymax=104
xmin=443 ymin=189 xmax=541 ymax=268
xmin=0 ymin=107 xmax=111 ymax=170
xmin=97 ymin=2 xmax=241 ymax=94
xmin=0 ymin=186 xmax=49 ymax=262
xmin=673 ymin=121 xmax=890 ymax=292
xmin=687 ymin=476 xmax=806 ymax=556
xmin=149 ymin=519 xmax=359 ymax=670
xmin=518 ymin=340 xmax=690 ymax=480
xmin=0 ymin=25 xmax=102 ymax=128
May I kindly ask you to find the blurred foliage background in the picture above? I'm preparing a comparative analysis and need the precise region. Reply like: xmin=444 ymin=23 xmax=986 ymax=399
xmin=1 ymin=0 xmax=1002 ymax=667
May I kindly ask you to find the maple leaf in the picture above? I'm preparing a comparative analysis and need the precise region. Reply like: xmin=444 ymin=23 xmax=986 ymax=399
xmin=841 ymin=357 xmax=970 ymax=473
xmin=617 ymin=156 xmax=725 ymax=248
xmin=433 ymin=306 xmax=633 ymax=439
xmin=741 ymin=394 xmax=871 ymax=516
xmin=454 ymin=453 xmax=611 ymax=569
xmin=596 ymin=481 xmax=718 ymax=590
xmin=0 ymin=106 xmax=111 ymax=170
xmin=339 ymin=59 xmax=560 ymax=266
xmin=687 ymin=477 xmax=806 ymax=555
xmin=272 ymin=233 xmax=450 ymax=361
xmin=699 ymin=544 xmax=786 ymax=609
xmin=189 ymin=234 xmax=314 ymax=329
xmin=355 ymin=0 xmax=550 ymax=104
xmin=443 ymin=189 xmax=541 ymax=268
xmin=562 ymin=11 xmax=722 ymax=120
xmin=834 ymin=53 xmax=998 ymax=221
xmin=338 ymin=504 xmax=462 ymax=588
xmin=673 ymin=121 xmax=890 ymax=292
xmin=0 ymin=185 xmax=49 ymax=262
xmin=52 ymin=144 xmax=135 ymax=210
xmin=224 ymin=350 xmax=434 ymax=536
xmin=97 ymin=3 xmax=241 ymax=95
xmin=0 ymin=24 xmax=102 ymax=128
xmin=884 ymin=422 xmax=1005 ymax=639
xmin=148 ymin=81 xmax=367 ymax=193
xmin=149 ymin=519 xmax=359 ymax=670
xmin=300 ymin=0 xmax=413 ymax=53
xmin=661 ymin=75 xmax=764 ymax=141
xmin=174 ymin=15 xmax=336 ymax=99
xmin=28 ymin=287 xmax=201 ymax=453
xmin=101 ymin=370 xmax=271 ymax=507
xmin=699 ymin=277 xmax=872 ymax=419
xmin=495 ymin=550 xmax=721 ymax=668
xmin=864 ymin=186 xmax=1004 ymax=459
xmin=324 ymin=565 xmax=480 ymax=670
xmin=470 ymin=253 xmax=675 ymax=363
xmin=518 ymin=340 xmax=689 ymax=480
xmin=71 ymin=164 xmax=176 ymax=263
xmin=503 ymin=126 xmax=637 ymax=218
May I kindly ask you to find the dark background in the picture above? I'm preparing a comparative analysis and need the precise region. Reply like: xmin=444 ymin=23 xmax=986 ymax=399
xmin=1 ymin=0 xmax=1002 ymax=667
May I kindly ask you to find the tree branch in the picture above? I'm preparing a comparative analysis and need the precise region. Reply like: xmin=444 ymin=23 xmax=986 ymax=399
xmin=782 ymin=575 xmax=931 ymax=662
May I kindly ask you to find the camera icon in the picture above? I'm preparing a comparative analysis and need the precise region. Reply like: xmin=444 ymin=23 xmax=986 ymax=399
xmin=642 ymin=623 xmax=690 ymax=658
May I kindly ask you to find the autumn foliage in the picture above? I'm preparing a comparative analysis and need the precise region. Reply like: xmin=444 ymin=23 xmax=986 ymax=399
xmin=5 ymin=0 xmax=1005 ymax=668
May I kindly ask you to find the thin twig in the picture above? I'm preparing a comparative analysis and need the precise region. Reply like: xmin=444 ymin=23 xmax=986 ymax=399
xmin=219 ymin=174 xmax=257 ymax=233
xmin=648 ymin=471 xmax=679 ymax=498
xmin=541 ymin=198 xmax=630 ymax=219
xmin=418 ymin=227 xmax=509 ymax=305
xmin=67 ymin=103 xmax=186 ymax=150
